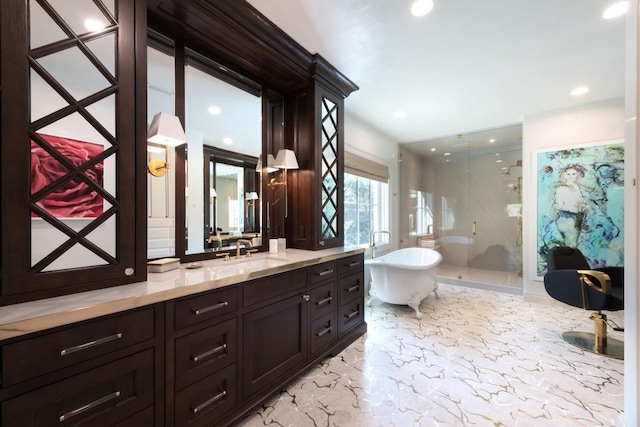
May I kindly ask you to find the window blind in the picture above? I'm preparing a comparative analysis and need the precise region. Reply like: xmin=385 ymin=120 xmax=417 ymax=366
xmin=344 ymin=151 xmax=389 ymax=183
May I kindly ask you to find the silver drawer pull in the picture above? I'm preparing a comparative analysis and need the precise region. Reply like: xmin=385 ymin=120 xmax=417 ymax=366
xmin=347 ymin=261 xmax=361 ymax=267
xmin=345 ymin=285 xmax=360 ymax=293
xmin=60 ymin=332 xmax=123 ymax=356
xmin=345 ymin=310 xmax=360 ymax=320
xmin=193 ymin=301 xmax=229 ymax=315
xmin=316 ymin=326 xmax=333 ymax=337
xmin=317 ymin=269 xmax=334 ymax=277
xmin=59 ymin=391 xmax=121 ymax=422
xmin=192 ymin=390 xmax=227 ymax=414
xmin=316 ymin=296 xmax=333 ymax=306
xmin=192 ymin=344 xmax=227 ymax=362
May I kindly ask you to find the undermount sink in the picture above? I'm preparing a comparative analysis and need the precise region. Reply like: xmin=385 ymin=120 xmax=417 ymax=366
xmin=208 ymin=256 xmax=288 ymax=276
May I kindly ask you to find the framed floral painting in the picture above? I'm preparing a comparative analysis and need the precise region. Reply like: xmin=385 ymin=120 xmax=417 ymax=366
xmin=30 ymin=134 xmax=104 ymax=219
xmin=535 ymin=140 xmax=624 ymax=277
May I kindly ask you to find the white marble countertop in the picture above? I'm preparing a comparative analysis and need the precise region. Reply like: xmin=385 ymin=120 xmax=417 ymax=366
xmin=0 ymin=247 xmax=364 ymax=341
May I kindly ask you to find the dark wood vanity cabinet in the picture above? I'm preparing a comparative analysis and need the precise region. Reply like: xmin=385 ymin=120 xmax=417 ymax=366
xmin=0 ymin=253 xmax=365 ymax=426
xmin=166 ymin=254 xmax=365 ymax=426
xmin=0 ymin=305 xmax=164 ymax=426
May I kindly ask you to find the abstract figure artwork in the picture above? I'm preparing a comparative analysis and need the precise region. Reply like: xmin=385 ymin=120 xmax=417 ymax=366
xmin=536 ymin=141 xmax=624 ymax=276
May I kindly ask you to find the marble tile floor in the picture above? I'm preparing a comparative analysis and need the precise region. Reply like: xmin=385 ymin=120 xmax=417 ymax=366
xmin=237 ymin=283 xmax=624 ymax=427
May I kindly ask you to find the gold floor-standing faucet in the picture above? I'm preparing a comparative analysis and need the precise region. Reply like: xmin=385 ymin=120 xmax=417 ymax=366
xmin=370 ymin=231 xmax=391 ymax=258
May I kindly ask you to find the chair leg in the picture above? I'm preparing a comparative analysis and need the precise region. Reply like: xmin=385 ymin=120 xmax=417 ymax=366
xmin=591 ymin=312 xmax=608 ymax=354
xmin=561 ymin=312 xmax=624 ymax=360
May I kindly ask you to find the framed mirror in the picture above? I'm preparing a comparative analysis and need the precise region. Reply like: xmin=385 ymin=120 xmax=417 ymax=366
xmin=147 ymin=35 xmax=264 ymax=261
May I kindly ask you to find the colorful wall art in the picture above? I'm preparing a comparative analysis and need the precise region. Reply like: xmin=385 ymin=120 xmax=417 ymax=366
xmin=536 ymin=140 xmax=624 ymax=276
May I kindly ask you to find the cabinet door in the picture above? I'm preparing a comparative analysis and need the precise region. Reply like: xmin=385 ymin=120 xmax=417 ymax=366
xmin=242 ymin=292 xmax=309 ymax=398
xmin=0 ymin=0 xmax=146 ymax=304
xmin=315 ymin=86 xmax=344 ymax=249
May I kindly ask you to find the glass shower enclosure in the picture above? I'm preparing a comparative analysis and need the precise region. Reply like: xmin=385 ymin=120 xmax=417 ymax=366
xmin=401 ymin=125 xmax=523 ymax=288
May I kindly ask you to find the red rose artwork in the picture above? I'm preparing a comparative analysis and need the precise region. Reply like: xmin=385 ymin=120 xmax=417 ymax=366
xmin=31 ymin=134 xmax=104 ymax=218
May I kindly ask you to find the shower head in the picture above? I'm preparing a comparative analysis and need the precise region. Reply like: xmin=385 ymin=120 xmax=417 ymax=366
xmin=502 ymin=159 xmax=522 ymax=175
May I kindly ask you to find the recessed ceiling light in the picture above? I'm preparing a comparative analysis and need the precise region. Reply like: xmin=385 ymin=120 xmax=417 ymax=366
xmin=603 ymin=1 xmax=629 ymax=19
xmin=223 ymin=137 xmax=233 ymax=145
xmin=84 ymin=18 xmax=106 ymax=32
xmin=489 ymin=138 xmax=496 ymax=143
xmin=571 ymin=86 xmax=589 ymax=96
xmin=444 ymin=152 xmax=451 ymax=156
xmin=495 ymin=153 xmax=500 ymax=156
xmin=208 ymin=106 xmax=221 ymax=115
xmin=430 ymin=147 xmax=436 ymax=152
xmin=411 ymin=0 xmax=434 ymax=17
xmin=395 ymin=111 xmax=406 ymax=119
xmin=496 ymin=159 xmax=503 ymax=163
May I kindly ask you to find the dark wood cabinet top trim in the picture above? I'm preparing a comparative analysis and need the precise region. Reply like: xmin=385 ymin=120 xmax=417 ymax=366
xmin=147 ymin=0 xmax=358 ymax=96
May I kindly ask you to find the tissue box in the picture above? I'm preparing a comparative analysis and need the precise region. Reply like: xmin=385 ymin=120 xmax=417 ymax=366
xmin=147 ymin=257 xmax=180 ymax=273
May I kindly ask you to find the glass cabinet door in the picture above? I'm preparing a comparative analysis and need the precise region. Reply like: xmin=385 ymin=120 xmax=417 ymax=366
xmin=317 ymin=88 xmax=344 ymax=248
xmin=0 ymin=0 xmax=144 ymax=303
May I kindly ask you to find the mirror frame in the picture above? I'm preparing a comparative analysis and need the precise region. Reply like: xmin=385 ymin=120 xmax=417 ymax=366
xmin=162 ymin=44 xmax=267 ymax=262
xmin=202 ymin=145 xmax=261 ymax=248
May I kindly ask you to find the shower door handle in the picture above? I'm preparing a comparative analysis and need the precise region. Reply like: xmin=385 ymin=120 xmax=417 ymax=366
xmin=472 ymin=221 xmax=477 ymax=236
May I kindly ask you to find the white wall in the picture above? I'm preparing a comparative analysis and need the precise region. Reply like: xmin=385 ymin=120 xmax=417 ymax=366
xmin=622 ymin=2 xmax=639 ymax=425
xmin=521 ymin=98 xmax=625 ymax=299
xmin=521 ymin=97 xmax=633 ymax=426
xmin=344 ymin=112 xmax=399 ymax=256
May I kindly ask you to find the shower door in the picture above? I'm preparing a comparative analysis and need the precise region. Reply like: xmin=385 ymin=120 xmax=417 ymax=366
xmin=467 ymin=148 xmax=522 ymax=275
xmin=435 ymin=143 xmax=522 ymax=280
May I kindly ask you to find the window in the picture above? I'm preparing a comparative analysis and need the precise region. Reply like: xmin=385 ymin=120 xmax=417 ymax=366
xmin=409 ymin=190 xmax=433 ymax=236
xmin=344 ymin=173 xmax=389 ymax=247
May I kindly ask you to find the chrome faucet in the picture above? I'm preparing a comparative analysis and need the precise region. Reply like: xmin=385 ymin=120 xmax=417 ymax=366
xmin=370 ymin=231 xmax=390 ymax=259
xmin=236 ymin=239 xmax=253 ymax=259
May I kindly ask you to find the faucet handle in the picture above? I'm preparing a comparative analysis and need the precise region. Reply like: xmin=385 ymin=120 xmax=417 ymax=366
xmin=216 ymin=252 xmax=230 ymax=261
xmin=246 ymin=249 xmax=259 ymax=258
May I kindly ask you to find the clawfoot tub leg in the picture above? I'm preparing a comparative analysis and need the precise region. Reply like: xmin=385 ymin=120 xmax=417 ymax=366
xmin=366 ymin=282 xmax=376 ymax=306
xmin=433 ymin=280 xmax=440 ymax=299
xmin=407 ymin=292 xmax=423 ymax=319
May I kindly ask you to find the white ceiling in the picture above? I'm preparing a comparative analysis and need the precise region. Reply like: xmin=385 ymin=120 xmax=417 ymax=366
xmin=246 ymin=0 xmax=626 ymax=147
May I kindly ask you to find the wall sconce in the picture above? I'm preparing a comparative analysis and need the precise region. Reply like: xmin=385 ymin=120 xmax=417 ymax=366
xmin=147 ymin=112 xmax=187 ymax=177
xmin=256 ymin=154 xmax=278 ymax=173
xmin=269 ymin=149 xmax=299 ymax=217
xmin=245 ymin=191 xmax=259 ymax=206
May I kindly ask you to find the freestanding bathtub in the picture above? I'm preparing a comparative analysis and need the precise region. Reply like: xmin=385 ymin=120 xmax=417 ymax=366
xmin=365 ymin=247 xmax=442 ymax=318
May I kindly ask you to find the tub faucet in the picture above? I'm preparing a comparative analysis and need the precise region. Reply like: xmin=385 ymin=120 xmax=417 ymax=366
xmin=236 ymin=239 xmax=252 ymax=259
xmin=370 ymin=231 xmax=390 ymax=259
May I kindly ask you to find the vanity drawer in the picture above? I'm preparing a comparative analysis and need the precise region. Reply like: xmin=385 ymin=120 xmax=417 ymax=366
xmin=174 ymin=318 xmax=237 ymax=391
xmin=339 ymin=273 xmax=365 ymax=305
xmin=243 ymin=268 xmax=306 ymax=308
xmin=175 ymin=363 xmax=237 ymax=427
xmin=338 ymin=254 xmax=364 ymax=277
xmin=309 ymin=281 xmax=336 ymax=320
xmin=308 ymin=260 xmax=337 ymax=285
xmin=338 ymin=300 xmax=365 ymax=337
xmin=2 ymin=307 xmax=155 ymax=387
xmin=310 ymin=312 xmax=337 ymax=354
xmin=174 ymin=286 xmax=238 ymax=330
xmin=2 ymin=349 xmax=155 ymax=426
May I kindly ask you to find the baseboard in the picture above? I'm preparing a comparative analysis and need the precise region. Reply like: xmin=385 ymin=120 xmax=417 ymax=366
xmin=616 ymin=412 xmax=631 ymax=427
